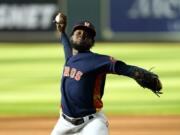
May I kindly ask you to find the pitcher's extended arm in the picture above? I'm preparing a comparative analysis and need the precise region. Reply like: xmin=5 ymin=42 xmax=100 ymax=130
xmin=54 ymin=13 xmax=72 ymax=60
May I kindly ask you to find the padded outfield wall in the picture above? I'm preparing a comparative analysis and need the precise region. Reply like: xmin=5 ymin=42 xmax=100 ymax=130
xmin=1 ymin=0 xmax=180 ymax=42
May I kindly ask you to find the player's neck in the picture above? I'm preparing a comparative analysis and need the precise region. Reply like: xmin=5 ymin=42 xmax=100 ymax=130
xmin=73 ymin=49 xmax=91 ymax=55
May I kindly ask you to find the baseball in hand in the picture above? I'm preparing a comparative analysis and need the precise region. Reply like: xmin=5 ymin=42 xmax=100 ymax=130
xmin=54 ymin=13 xmax=66 ymax=32
xmin=55 ymin=13 xmax=62 ymax=24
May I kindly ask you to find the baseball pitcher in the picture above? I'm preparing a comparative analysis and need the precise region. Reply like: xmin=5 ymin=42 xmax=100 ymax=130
xmin=50 ymin=13 xmax=162 ymax=135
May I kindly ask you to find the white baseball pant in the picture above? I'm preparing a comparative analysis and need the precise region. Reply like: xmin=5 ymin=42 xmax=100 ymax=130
xmin=50 ymin=111 xmax=109 ymax=135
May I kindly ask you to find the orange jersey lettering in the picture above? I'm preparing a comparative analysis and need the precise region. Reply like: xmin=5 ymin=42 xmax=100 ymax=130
xmin=63 ymin=66 xmax=83 ymax=81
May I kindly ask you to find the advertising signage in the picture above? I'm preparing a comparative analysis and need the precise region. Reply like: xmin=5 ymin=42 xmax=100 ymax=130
xmin=101 ymin=0 xmax=180 ymax=41
xmin=0 ymin=0 xmax=58 ymax=31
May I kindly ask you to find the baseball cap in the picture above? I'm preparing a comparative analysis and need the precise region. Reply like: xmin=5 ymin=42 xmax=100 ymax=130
xmin=72 ymin=21 xmax=96 ymax=37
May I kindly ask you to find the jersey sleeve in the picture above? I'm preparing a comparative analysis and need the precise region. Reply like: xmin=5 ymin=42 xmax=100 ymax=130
xmin=104 ymin=56 xmax=117 ymax=73
xmin=103 ymin=56 xmax=140 ymax=77
xmin=94 ymin=56 xmax=117 ymax=74
xmin=60 ymin=33 xmax=72 ymax=60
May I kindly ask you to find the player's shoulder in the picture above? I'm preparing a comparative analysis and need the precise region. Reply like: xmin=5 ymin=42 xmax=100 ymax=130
xmin=92 ymin=52 xmax=116 ymax=63
xmin=92 ymin=52 xmax=109 ymax=58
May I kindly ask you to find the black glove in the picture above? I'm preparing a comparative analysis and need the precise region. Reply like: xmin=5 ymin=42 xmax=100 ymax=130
xmin=133 ymin=68 xmax=162 ymax=97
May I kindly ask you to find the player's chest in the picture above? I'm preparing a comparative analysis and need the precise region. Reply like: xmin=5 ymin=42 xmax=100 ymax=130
xmin=62 ymin=61 xmax=96 ymax=81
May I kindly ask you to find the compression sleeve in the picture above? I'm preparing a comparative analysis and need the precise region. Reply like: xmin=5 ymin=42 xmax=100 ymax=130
xmin=60 ymin=33 xmax=72 ymax=60
xmin=114 ymin=60 xmax=145 ymax=78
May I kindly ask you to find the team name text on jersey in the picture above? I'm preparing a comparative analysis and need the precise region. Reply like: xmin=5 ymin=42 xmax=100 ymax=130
xmin=63 ymin=66 xmax=83 ymax=81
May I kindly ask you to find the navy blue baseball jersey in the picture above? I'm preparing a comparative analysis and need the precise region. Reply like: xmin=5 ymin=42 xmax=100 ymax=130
xmin=60 ymin=33 xmax=133 ymax=118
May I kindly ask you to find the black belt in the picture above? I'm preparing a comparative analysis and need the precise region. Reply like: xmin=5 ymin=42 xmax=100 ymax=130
xmin=62 ymin=114 xmax=94 ymax=125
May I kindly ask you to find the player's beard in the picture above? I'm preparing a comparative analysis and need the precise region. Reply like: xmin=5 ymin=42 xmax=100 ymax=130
xmin=70 ymin=37 xmax=94 ymax=52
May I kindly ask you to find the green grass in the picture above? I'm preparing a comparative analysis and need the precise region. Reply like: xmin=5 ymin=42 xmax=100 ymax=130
xmin=0 ymin=42 xmax=180 ymax=116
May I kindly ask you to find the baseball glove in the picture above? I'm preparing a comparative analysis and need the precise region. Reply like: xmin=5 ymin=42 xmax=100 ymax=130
xmin=133 ymin=68 xmax=162 ymax=97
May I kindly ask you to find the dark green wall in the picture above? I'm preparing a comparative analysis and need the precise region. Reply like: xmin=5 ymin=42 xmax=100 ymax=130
xmin=66 ymin=0 xmax=101 ymax=40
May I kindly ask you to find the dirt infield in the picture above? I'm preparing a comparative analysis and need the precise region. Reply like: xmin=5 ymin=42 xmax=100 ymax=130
xmin=0 ymin=115 xmax=180 ymax=135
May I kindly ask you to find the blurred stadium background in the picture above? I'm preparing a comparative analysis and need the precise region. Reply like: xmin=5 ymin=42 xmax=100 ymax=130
xmin=0 ymin=0 xmax=180 ymax=135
